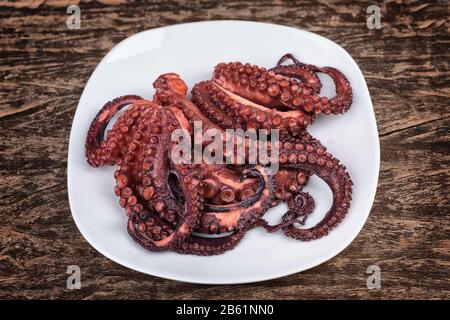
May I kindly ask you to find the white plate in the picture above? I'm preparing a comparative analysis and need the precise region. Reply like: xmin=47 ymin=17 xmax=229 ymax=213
xmin=68 ymin=21 xmax=379 ymax=284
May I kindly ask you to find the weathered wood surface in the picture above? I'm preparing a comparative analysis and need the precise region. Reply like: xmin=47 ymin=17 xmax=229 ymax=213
xmin=0 ymin=0 xmax=449 ymax=300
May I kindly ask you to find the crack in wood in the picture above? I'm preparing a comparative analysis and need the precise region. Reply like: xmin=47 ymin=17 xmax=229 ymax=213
xmin=379 ymin=116 xmax=450 ymax=138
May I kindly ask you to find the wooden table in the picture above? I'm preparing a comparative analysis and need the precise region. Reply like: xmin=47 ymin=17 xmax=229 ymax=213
xmin=1 ymin=0 xmax=448 ymax=300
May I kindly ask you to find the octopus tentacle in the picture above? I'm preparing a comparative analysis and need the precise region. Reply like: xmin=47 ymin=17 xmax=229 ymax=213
xmin=162 ymin=106 xmax=205 ymax=244
xmin=205 ymin=166 xmax=265 ymax=212
xmin=110 ymin=103 xmax=180 ymax=249
xmin=212 ymin=57 xmax=352 ymax=115
xmin=277 ymin=146 xmax=353 ymax=241
xmin=118 ymin=145 xmax=178 ymax=251
xmin=85 ymin=95 xmax=142 ymax=167
xmin=172 ymin=228 xmax=248 ymax=256
xmin=111 ymin=103 xmax=154 ymax=211
xmin=196 ymin=165 xmax=273 ymax=234
xmin=191 ymin=81 xmax=240 ymax=129
xmin=201 ymin=167 xmax=258 ymax=205
xmin=272 ymin=53 xmax=322 ymax=93
xmin=126 ymin=104 xmax=205 ymax=250
xmin=192 ymin=80 xmax=313 ymax=135
xmin=259 ymin=191 xmax=315 ymax=233
xmin=127 ymin=209 xmax=176 ymax=252
xmin=282 ymin=192 xmax=316 ymax=226
xmin=142 ymin=106 xmax=182 ymax=224
xmin=274 ymin=53 xmax=353 ymax=114
xmin=311 ymin=65 xmax=353 ymax=114
xmin=273 ymin=169 xmax=309 ymax=203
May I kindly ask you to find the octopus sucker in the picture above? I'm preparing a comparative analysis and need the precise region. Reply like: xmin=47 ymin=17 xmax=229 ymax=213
xmin=85 ymin=53 xmax=354 ymax=255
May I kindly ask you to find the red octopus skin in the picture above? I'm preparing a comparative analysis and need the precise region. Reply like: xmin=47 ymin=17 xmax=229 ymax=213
xmin=84 ymin=53 xmax=354 ymax=255
xmin=156 ymin=71 xmax=353 ymax=242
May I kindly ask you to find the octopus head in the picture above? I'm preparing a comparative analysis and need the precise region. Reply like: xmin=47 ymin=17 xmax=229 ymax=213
xmin=153 ymin=73 xmax=188 ymax=96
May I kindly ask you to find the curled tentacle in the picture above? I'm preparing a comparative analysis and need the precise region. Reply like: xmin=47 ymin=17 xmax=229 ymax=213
xmin=282 ymin=192 xmax=316 ymax=226
xmin=127 ymin=208 xmax=176 ymax=252
xmin=127 ymin=165 xmax=204 ymax=250
xmin=85 ymin=95 xmax=143 ymax=167
xmin=272 ymin=53 xmax=322 ymax=94
xmin=259 ymin=191 xmax=315 ymax=233
xmin=274 ymin=53 xmax=353 ymax=114
xmin=278 ymin=148 xmax=353 ymax=241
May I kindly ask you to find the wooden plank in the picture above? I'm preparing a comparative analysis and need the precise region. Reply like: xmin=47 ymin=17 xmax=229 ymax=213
xmin=0 ymin=0 xmax=449 ymax=299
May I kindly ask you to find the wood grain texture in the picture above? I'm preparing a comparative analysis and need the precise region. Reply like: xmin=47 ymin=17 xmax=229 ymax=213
xmin=0 ymin=0 xmax=449 ymax=300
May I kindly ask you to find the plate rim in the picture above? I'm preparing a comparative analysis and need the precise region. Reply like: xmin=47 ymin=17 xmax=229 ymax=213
xmin=67 ymin=20 xmax=380 ymax=285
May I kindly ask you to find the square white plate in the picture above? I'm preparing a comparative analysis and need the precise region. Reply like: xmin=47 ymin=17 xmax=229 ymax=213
xmin=68 ymin=21 xmax=379 ymax=284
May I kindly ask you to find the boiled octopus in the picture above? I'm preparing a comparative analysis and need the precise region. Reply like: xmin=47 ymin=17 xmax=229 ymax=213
xmin=85 ymin=54 xmax=353 ymax=255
